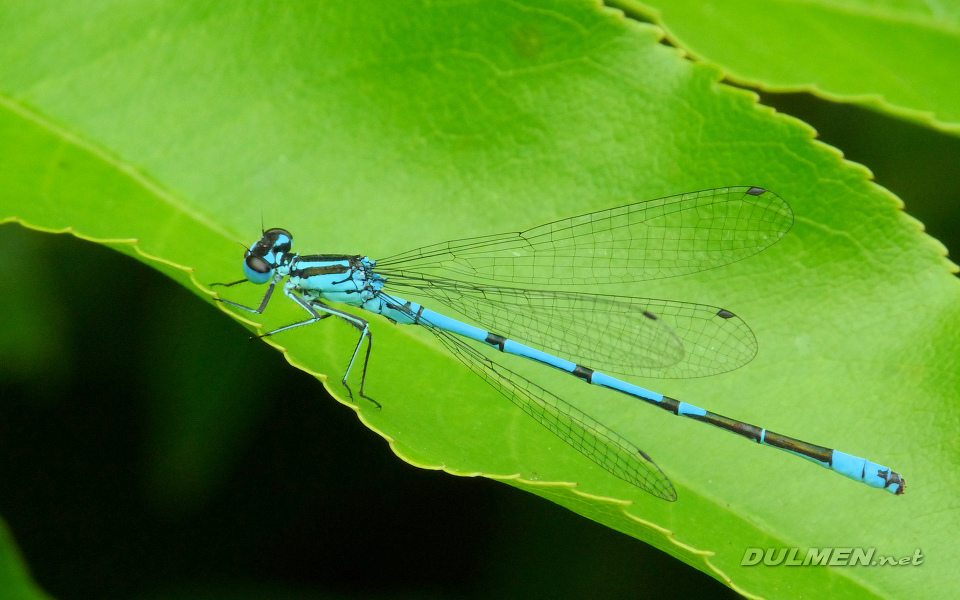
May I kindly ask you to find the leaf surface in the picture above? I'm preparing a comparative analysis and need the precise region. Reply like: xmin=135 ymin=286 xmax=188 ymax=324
xmin=0 ymin=1 xmax=956 ymax=598
xmin=611 ymin=0 xmax=960 ymax=134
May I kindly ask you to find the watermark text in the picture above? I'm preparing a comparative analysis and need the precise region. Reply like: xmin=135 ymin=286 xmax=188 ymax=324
xmin=741 ymin=547 xmax=923 ymax=567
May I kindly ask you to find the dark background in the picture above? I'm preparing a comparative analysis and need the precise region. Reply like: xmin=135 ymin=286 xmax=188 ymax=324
xmin=1 ymin=91 xmax=958 ymax=600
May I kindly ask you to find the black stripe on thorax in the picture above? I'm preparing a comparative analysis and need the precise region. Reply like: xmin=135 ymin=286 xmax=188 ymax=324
xmin=295 ymin=264 xmax=350 ymax=277
xmin=293 ymin=255 xmax=366 ymax=278
xmin=299 ymin=254 xmax=361 ymax=261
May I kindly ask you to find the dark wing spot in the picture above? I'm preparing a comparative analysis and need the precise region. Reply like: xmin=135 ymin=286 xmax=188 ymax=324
xmin=716 ymin=309 xmax=735 ymax=319
xmin=746 ymin=186 xmax=766 ymax=196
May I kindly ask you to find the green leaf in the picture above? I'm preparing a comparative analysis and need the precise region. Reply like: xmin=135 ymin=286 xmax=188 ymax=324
xmin=0 ymin=1 xmax=956 ymax=599
xmin=0 ymin=519 xmax=51 ymax=600
xmin=610 ymin=0 xmax=960 ymax=135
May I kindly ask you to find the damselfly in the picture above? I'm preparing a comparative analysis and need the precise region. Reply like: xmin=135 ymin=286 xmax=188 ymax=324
xmin=213 ymin=186 xmax=905 ymax=500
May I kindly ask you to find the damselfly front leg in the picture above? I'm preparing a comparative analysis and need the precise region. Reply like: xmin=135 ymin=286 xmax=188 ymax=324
xmin=211 ymin=279 xmax=278 ymax=315
xmin=210 ymin=278 xmax=334 ymax=337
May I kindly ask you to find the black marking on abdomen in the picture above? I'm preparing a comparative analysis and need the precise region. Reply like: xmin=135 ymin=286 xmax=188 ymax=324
xmin=881 ymin=470 xmax=906 ymax=495
xmin=485 ymin=333 xmax=507 ymax=351
xmin=572 ymin=365 xmax=594 ymax=383
xmin=661 ymin=395 xmax=766 ymax=442
xmin=642 ymin=310 xmax=657 ymax=320
xmin=659 ymin=396 xmax=682 ymax=414
xmin=746 ymin=187 xmax=766 ymax=196
xmin=761 ymin=431 xmax=833 ymax=463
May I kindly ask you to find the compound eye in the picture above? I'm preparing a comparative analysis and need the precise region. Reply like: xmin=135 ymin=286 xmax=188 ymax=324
xmin=265 ymin=228 xmax=292 ymax=240
xmin=245 ymin=255 xmax=272 ymax=274
xmin=264 ymin=228 xmax=293 ymax=253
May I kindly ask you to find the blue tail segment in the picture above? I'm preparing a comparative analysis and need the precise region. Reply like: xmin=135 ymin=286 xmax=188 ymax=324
xmin=411 ymin=303 xmax=906 ymax=496
xmin=826 ymin=451 xmax=905 ymax=494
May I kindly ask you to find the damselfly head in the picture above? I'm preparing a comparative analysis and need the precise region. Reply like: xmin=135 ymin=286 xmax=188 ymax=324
xmin=242 ymin=228 xmax=293 ymax=284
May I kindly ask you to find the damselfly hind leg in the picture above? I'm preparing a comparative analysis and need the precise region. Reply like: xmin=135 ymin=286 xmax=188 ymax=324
xmin=327 ymin=308 xmax=380 ymax=410
xmin=353 ymin=328 xmax=380 ymax=410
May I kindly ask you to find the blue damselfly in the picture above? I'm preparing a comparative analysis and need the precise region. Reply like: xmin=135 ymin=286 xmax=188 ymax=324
xmin=213 ymin=186 xmax=905 ymax=500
